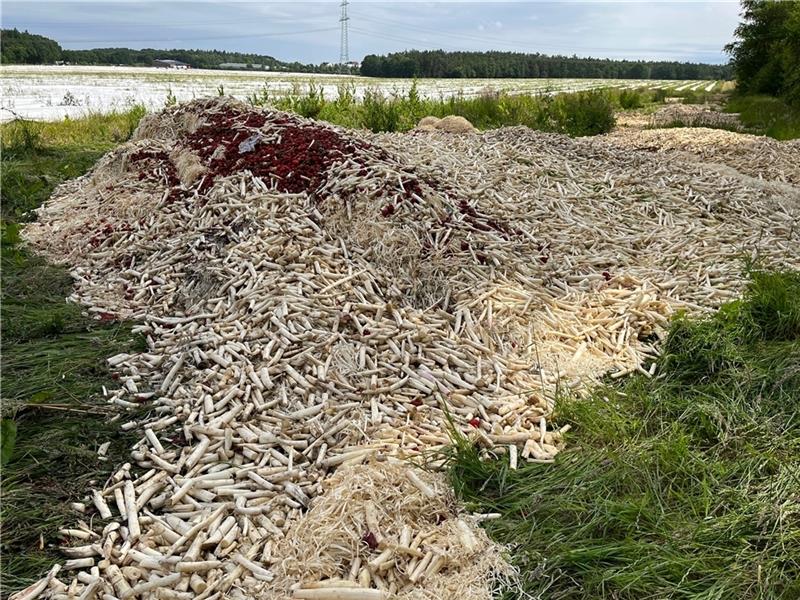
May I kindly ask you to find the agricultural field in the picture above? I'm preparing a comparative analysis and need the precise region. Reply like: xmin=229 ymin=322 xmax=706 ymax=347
xmin=0 ymin=64 xmax=724 ymax=122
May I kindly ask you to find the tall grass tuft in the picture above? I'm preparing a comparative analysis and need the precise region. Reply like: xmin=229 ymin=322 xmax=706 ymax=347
xmin=726 ymin=94 xmax=800 ymax=140
xmin=0 ymin=107 xmax=146 ymax=220
xmin=251 ymin=85 xmax=617 ymax=136
xmin=549 ymin=90 xmax=617 ymax=136
xmin=361 ymin=88 xmax=402 ymax=132
xmin=291 ymin=82 xmax=326 ymax=119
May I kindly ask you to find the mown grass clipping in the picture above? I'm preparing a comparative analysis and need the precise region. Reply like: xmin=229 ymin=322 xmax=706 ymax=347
xmin=448 ymin=267 xmax=800 ymax=600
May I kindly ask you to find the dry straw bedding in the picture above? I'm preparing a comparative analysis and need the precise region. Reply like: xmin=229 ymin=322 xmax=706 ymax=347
xmin=16 ymin=98 xmax=800 ymax=600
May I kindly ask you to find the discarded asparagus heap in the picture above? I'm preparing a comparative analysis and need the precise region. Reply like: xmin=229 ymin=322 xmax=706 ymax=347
xmin=19 ymin=98 xmax=799 ymax=599
xmin=262 ymin=461 xmax=513 ymax=600
xmin=647 ymin=103 xmax=743 ymax=130
xmin=604 ymin=103 xmax=800 ymax=186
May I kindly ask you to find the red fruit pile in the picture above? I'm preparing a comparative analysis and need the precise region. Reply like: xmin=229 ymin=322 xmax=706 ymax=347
xmin=183 ymin=108 xmax=367 ymax=196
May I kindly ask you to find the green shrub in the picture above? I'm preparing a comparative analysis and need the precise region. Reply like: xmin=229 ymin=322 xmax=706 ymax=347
xmin=652 ymin=88 xmax=669 ymax=103
xmin=164 ymin=87 xmax=177 ymax=107
xmin=292 ymin=83 xmax=326 ymax=119
xmin=361 ymin=89 xmax=401 ymax=132
xmin=680 ymin=89 xmax=712 ymax=104
xmin=619 ymin=89 xmax=644 ymax=109
xmin=551 ymin=90 xmax=616 ymax=136
xmin=247 ymin=84 xmax=272 ymax=107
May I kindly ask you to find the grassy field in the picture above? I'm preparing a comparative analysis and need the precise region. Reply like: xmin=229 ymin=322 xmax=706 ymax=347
xmin=0 ymin=110 xmax=146 ymax=590
xmin=449 ymin=267 xmax=800 ymax=599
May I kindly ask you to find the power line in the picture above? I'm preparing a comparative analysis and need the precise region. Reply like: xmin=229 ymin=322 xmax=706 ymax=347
xmin=356 ymin=14 xmax=721 ymax=57
xmin=58 ymin=26 xmax=338 ymax=45
xmin=349 ymin=27 xmax=470 ymax=53
xmin=339 ymin=0 xmax=350 ymax=64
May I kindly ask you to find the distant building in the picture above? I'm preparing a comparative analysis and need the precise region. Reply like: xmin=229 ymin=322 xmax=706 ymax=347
xmin=218 ymin=63 xmax=270 ymax=70
xmin=153 ymin=59 xmax=190 ymax=69
xmin=329 ymin=61 xmax=360 ymax=70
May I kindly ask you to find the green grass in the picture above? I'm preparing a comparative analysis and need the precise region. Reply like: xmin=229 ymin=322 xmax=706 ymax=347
xmin=448 ymin=267 xmax=800 ymax=600
xmin=725 ymin=95 xmax=800 ymax=141
xmin=668 ymin=88 xmax=716 ymax=105
xmin=655 ymin=92 xmax=800 ymax=140
xmin=0 ymin=108 xmax=145 ymax=221
xmin=1 ymin=108 xmax=146 ymax=591
xmin=251 ymin=83 xmax=619 ymax=136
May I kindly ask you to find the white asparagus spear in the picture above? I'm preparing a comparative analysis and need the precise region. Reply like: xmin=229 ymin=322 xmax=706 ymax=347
xmin=293 ymin=589 xmax=388 ymax=600
xmin=9 ymin=564 xmax=60 ymax=600
xmin=122 ymin=481 xmax=140 ymax=540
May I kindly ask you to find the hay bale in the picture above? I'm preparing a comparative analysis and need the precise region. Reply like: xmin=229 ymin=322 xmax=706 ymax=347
xmin=414 ymin=124 xmax=437 ymax=133
xmin=417 ymin=116 xmax=441 ymax=128
xmin=435 ymin=115 xmax=477 ymax=134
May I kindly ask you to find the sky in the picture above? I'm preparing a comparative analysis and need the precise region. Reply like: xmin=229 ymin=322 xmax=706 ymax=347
xmin=2 ymin=1 xmax=742 ymax=65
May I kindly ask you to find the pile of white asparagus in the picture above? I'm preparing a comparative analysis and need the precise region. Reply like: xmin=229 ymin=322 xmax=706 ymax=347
xmin=261 ymin=461 xmax=513 ymax=600
xmin=647 ymin=103 xmax=742 ymax=130
xmin=16 ymin=98 xmax=800 ymax=599
xmin=603 ymin=123 xmax=800 ymax=186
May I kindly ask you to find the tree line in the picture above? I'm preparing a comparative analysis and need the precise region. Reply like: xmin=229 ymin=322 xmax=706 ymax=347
xmin=0 ymin=29 xmax=62 ymax=64
xmin=726 ymin=0 xmax=800 ymax=106
xmin=2 ymin=28 xmax=738 ymax=81
xmin=0 ymin=29 xmax=357 ymax=74
xmin=360 ymin=50 xmax=732 ymax=80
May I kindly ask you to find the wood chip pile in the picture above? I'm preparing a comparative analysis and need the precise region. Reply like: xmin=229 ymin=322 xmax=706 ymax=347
xmin=18 ymin=98 xmax=799 ymax=599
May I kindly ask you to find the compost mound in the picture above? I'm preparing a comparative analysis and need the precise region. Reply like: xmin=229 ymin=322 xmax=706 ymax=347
xmin=18 ymin=98 xmax=800 ymax=600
